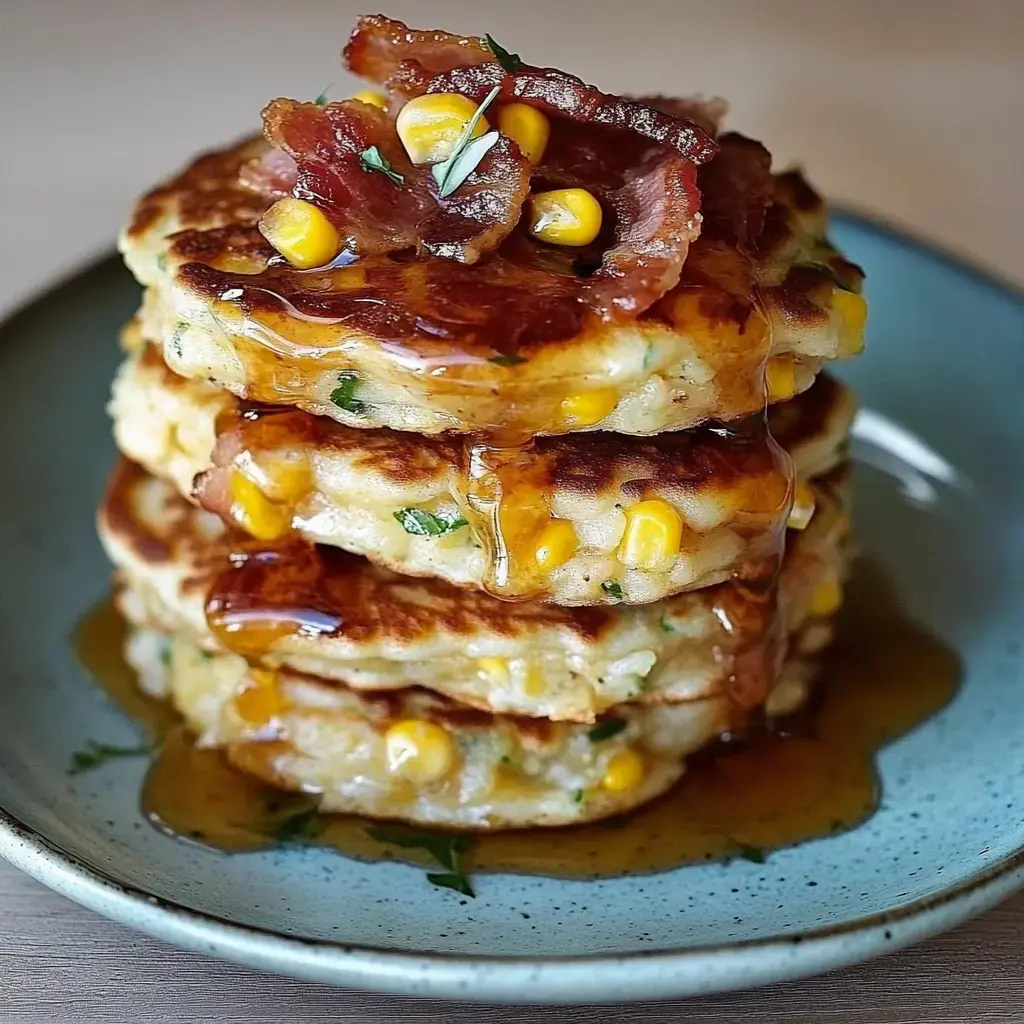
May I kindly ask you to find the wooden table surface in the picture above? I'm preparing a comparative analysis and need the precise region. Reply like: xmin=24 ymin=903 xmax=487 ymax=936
xmin=0 ymin=1 xmax=1021 ymax=1019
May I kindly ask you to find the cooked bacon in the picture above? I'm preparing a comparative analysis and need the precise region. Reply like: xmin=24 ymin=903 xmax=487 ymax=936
xmin=697 ymin=133 xmax=773 ymax=250
xmin=585 ymin=152 xmax=701 ymax=321
xmin=261 ymin=98 xmax=530 ymax=264
xmin=639 ymin=95 xmax=729 ymax=139
xmin=344 ymin=14 xmax=492 ymax=87
xmin=239 ymin=147 xmax=298 ymax=198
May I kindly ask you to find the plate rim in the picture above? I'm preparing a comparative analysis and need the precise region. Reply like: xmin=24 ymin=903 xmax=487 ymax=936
xmin=2 ymin=212 xmax=1023 ymax=1002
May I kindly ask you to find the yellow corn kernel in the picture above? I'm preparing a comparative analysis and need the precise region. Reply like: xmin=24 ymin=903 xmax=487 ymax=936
xmin=787 ymin=480 xmax=816 ymax=530
xmin=808 ymin=578 xmax=843 ymax=617
xmin=477 ymin=657 xmax=510 ymax=685
xmin=352 ymin=89 xmax=388 ymax=110
xmin=523 ymin=663 xmax=546 ymax=698
xmin=559 ymin=388 xmax=618 ymax=428
xmin=533 ymin=518 xmax=578 ymax=571
xmin=229 ymin=470 xmax=292 ymax=541
xmin=529 ymin=188 xmax=603 ymax=247
xmin=765 ymin=357 xmax=796 ymax=402
xmin=259 ymin=197 xmax=341 ymax=270
xmin=498 ymin=484 xmax=549 ymax=549
xmin=395 ymin=93 xmax=489 ymax=165
xmin=603 ymin=748 xmax=645 ymax=792
xmin=384 ymin=720 xmax=456 ymax=785
xmin=235 ymin=668 xmax=288 ymax=726
xmin=497 ymin=102 xmax=550 ymax=163
xmin=833 ymin=290 xmax=868 ymax=355
xmin=617 ymin=499 xmax=683 ymax=570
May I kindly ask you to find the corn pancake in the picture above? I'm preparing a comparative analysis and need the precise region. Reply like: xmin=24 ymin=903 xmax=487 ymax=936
xmin=100 ymin=459 xmax=849 ymax=723
xmin=125 ymin=624 xmax=821 ymax=830
xmin=121 ymin=135 xmax=864 ymax=437
xmin=110 ymin=329 xmax=854 ymax=605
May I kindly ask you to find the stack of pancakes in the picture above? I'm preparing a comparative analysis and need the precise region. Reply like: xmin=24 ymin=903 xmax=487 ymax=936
xmin=99 ymin=22 xmax=865 ymax=829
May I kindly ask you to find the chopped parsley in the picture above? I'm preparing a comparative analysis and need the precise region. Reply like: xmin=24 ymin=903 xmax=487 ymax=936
xmin=431 ymin=85 xmax=501 ymax=198
xmin=659 ymin=615 xmax=678 ymax=634
xmin=155 ymin=252 xmax=168 ymax=272
xmin=733 ymin=841 xmax=767 ymax=864
xmin=367 ymin=826 xmax=476 ymax=898
xmin=483 ymin=33 xmax=523 ymax=73
xmin=601 ymin=580 xmax=623 ymax=601
xmin=393 ymin=507 xmax=468 ymax=537
xmin=359 ymin=145 xmax=404 ymax=185
xmin=588 ymin=718 xmax=627 ymax=743
xmin=314 ymin=86 xmax=331 ymax=106
xmin=274 ymin=806 xmax=325 ymax=844
xmin=488 ymin=353 xmax=527 ymax=367
xmin=68 ymin=740 xmax=150 ymax=775
xmin=572 ymin=789 xmax=585 ymax=804
xmin=330 ymin=371 xmax=366 ymax=414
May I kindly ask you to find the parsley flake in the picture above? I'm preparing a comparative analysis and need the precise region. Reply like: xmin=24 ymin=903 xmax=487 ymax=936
xmin=601 ymin=580 xmax=623 ymax=601
xmin=274 ymin=805 xmax=325 ymax=844
xmin=393 ymin=507 xmax=468 ymax=537
xmin=488 ymin=353 xmax=527 ymax=367
xmin=573 ymin=789 xmax=585 ymax=804
xmin=733 ymin=841 xmax=767 ymax=864
xmin=483 ymin=33 xmax=523 ymax=73
xmin=359 ymin=145 xmax=404 ymax=185
xmin=314 ymin=86 xmax=331 ymax=106
xmin=431 ymin=85 xmax=501 ymax=198
xmin=68 ymin=740 xmax=150 ymax=775
xmin=588 ymin=718 xmax=627 ymax=743
xmin=367 ymin=826 xmax=476 ymax=897
xmin=330 ymin=371 xmax=366 ymax=414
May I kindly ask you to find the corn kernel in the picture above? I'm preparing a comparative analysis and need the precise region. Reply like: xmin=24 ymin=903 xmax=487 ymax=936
xmin=384 ymin=720 xmax=456 ymax=784
xmin=765 ymin=357 xmax=796 ymax=402
xmin=477 ymin=657 xmax=510 ymax=685
xmin=559 ymin=388 xmax=618 ymax=428
xmin=617 ymin=499 xmax=683 ymax=570
xmin=498 ymin=484 xmax=549 ymax=549
xmin=259 ymin=197 xmax=341 ymax=270
xmin=529 ymin=188 xmax=603 ymax=247
xmin=787 ymin=480 xmax=816 ymax=530
xmin=523 ymin=663 xmax=546 ymax=698
xmin=603 ymin=748 xmax=645 ymax=792
xmin=497 ymin=103 xmax=550 ymax=163
xmin=808 ymin=578 xmax=843 ymax=617
xmin=229 ymin=470 xmax=293 ymax=541
xmin=833 ymin=290 xmax=868 ymax=355
xmin=533 ymin=518 xmax=578 ymax=571
xmin=353 ymin=89 xmax=388 ymax=110
xmin=395 ymin=93 xmax=489 ymax=165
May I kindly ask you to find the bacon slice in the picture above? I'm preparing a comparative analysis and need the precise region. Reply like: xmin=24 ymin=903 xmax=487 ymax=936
xmin=585 ymin=152 xmax=702 ymax=321
xmin=343 ymin=14 xmax=492 ymax=86
xmin=239 ymin=147 xmax=297 ymax=198
xmin=697 ymin=132 xmax=773 ymax=250
xmin=261 ymin=98 xmax=530 ymax=264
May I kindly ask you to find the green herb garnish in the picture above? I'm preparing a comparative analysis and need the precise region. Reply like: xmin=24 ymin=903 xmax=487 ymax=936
xmin=733 ymin=841 xmax=767 ymax=864
xmin=659 ymin=615 xmax=677 ymax=634
xmin=274 ymin=806 xmax=325 ymax=844
xmin=367 ymin=826 xmax=476 ymax=898
xmin=155 ymin=252 xmax=168 ymax=272
xmin=488 ymin=353 xmax=527 ymax=367
xmin=483 ymin=33 xmax=523 ymax=73
xmin=588 ymin=718 xmax=627 ymax=743
xmin=431 ymin=85 xmax=501 ymax=198
xmin=68 ymin=740 xmax=150 ymax=775
xmin=573 ymin=789 xmax=585 ymax=804
xmin=314 ymin=86 xmax=331 ymax=106
xmin=393 ymin=508 xmax=468 ymax=537
xmin=601 ymin=580 xmax=623 ymax=601
xmin=330 ymin=371 xmax=366 ymax=414
xmin=359 ymin=145 xmax=404 ymax=185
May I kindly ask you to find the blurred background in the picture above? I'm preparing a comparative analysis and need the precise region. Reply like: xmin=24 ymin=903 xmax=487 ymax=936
xmin=0 ymin=0 xmax=1020 ymax=313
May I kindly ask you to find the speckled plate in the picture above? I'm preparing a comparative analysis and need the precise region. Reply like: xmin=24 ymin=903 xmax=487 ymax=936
xmin=0 ymin=216 xmax=1022 ymax=1003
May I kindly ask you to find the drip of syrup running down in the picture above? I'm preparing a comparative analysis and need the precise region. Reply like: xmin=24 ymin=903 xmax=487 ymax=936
xmin=74 ymin=560 xmax=958 ymax=878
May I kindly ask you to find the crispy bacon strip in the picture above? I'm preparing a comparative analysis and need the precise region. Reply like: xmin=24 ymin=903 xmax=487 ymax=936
xmin=343 ymin=14 xmax=492 ymax=85
xmin=585 ymin=153 xmax=702 ymax=321
xmin=260 ymin=98 xmax=530 ymax=264
xmin=239 ymin=147 xmax=297 ymax=198
xmin=697 ymin=133 xmax=773 ymax=249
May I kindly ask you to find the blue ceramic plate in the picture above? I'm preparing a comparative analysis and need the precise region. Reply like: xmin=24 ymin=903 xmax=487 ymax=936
xmin=0 ymin=215 xmax=1021 ymax=1003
